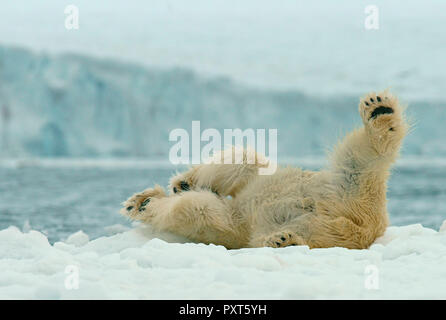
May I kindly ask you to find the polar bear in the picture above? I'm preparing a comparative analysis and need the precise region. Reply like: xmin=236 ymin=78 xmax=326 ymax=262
xmin=120 ymin=91 xmax=408 ymax=249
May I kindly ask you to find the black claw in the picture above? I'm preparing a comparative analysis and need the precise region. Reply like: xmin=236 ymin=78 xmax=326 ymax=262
xmin=126 ymin=206 xmax=134 ymax=211
xmin=141 ymin=198 xmax=151 ymax=206
xmin=179 ymin=181 xmax=190 ymax=191
xmin=377 ymin=96 xmax=382 ymax=102
xmin=369 ymin=106 xmax=394 ymax=120
xmin=173 ymin=187 xmax=178 ymax=193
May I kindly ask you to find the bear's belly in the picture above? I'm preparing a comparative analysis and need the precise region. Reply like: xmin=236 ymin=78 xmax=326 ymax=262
xmin=234 ymin=167 xmax=321 ymax=223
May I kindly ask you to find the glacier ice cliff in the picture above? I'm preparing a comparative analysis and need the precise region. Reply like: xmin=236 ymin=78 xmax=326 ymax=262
xmin=0 ymin=46 xmax=445 ymax=159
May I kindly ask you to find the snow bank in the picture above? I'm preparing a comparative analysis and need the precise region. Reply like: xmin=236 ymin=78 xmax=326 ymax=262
xmin=1 ymin=222 xmax=446 ymax=299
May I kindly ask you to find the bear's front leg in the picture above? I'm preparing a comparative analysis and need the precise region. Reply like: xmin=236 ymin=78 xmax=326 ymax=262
xmin=169 ymin=146 xmax=269 ymax=197
xmin=120 ymin=185 xmax=166 ymax=221
xmin=121 ymin=188 xmax=247 ymax=249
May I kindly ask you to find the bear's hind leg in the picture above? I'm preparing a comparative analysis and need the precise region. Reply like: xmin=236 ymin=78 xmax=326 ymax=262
xmin=330 ymin=90 xmax=409 ymax=193
xmin=359 ymin=91 xmax=409 ymax=156
xmin=249 ymin=230 xmax=307 ymax=248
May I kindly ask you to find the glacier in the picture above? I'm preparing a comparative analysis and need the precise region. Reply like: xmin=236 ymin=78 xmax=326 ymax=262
xmin=0 ymin=45 xmax=445 ymax=159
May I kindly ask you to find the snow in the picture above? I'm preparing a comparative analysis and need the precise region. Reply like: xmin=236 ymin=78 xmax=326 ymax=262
xmin=65 ymin=231 xmax=89 ymax=247
xmin=440 ymin=221 xmax=446 ymax=233
xmin=1 ymin=222 xmax=446 ymax=299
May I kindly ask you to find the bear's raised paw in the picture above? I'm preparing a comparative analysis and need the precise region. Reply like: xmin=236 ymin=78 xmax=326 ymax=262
xmin=359 ymin=90 xmax=408 ymax=154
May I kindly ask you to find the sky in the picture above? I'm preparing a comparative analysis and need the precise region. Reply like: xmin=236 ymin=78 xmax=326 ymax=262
xmin=1 ymin=0 xmax=446 ymax=98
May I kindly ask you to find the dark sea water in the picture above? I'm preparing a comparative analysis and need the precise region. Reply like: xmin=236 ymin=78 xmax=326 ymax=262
xmin=1 ymin=161 xmax=445 ymax=243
